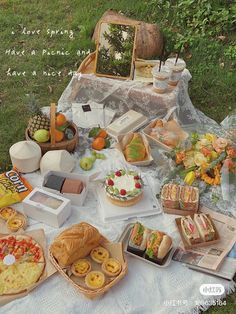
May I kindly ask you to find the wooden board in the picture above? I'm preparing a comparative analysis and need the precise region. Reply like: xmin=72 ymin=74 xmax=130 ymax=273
xmin=175 ymin=214 xmax=220 ymax=250
xmin=163 ymin=206 xmax=198 ymax=216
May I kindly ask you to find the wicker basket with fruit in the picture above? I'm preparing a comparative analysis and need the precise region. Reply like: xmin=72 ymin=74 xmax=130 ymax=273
xmin=25 ymin=102 xmax=78 ymax=154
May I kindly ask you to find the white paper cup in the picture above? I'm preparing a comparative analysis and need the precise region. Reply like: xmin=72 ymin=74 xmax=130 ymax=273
xmin=165 ymin=58 xmax=186 ymax=86
xmin=152 ymin=64 xmax=170 ymax=94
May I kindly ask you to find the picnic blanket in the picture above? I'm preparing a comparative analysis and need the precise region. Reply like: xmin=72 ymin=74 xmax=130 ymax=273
xmin=1 ymin=72 xmax=235 ymax=314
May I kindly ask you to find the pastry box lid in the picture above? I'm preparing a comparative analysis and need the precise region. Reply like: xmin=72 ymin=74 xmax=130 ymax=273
xmin=23 ymin=187 xmax=71 ymax=212
xmin=106 ymin=110 xmax=148 ymax=138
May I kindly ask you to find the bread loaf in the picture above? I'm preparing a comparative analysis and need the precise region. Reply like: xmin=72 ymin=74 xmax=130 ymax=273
xmin=50 ymin=222 xmax=101 ymax=266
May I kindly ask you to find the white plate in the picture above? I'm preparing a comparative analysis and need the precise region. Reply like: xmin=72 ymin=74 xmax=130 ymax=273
xmin=95 ymin=175 xmax=162 ymax=223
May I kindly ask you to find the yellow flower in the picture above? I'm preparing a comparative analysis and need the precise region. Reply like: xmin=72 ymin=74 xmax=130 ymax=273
xmin=204 ymin=133 xmax=217 ymax=143
xmin=194 ymin=152 xmax=207 ymax=166
xmin=184 ymin=171 xmax=196 ymax=185
xmin=211 ymin=151 xmax=218 ymax=160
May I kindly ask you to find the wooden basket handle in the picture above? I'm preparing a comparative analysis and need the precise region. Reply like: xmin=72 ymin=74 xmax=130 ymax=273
xmin=50 ymin=103 xmax=56 ymax=146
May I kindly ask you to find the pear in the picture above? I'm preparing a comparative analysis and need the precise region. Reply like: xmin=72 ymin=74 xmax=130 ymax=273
xmin=79 ymin=157 xmax=94 ymax=171
xmin=34 ymin=129 xmax=50 ymax=143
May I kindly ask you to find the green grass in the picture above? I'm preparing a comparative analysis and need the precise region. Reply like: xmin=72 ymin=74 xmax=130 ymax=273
xmin=0 ymin=0 xmax=235 ymax=311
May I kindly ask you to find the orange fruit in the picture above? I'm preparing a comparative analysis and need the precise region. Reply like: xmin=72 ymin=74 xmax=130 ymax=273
xmin=92 ymin=137 xmax=106 ymax=150
xmin=97 ymin=129 xmax=107 ymax=139
xmin=54 ymin=129 xmax=64 ymax=142
xmin=56 ymin=113 xmax=67 ymax=126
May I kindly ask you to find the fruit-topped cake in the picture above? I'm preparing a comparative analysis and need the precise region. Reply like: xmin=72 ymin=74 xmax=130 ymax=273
xmin=105 ymin=169 xmax=144 ymax=207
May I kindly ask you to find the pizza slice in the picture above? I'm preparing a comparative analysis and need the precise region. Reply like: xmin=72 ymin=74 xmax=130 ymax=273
xmin=16 ymin=262 xmax=45 ymax=287
xmin=0 ymin=235 xmax=45 ymax=264
xmin=0 ymin=264 xmax=28 ymax=295
xmin=0 ymin=234 xmax=45 ymax=295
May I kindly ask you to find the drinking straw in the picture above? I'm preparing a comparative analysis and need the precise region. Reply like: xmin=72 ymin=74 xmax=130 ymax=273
xmin=175 ymin=43 xmax=183 ymax=65
xmin=158 ymin=59 xmax=162 ymax=72
xmin=159 ymin=40 xmax=165 ymax=72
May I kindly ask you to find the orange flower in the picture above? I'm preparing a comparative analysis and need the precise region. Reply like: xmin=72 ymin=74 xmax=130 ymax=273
xmin=201 ymin=147 xmax=212 ymax=157
xmin=175 ymin=151 xmax=185 ymax=164
xmin=212 ymin=137 xmax=229 ymax=153
xmin=226 ymin=146 xmax=236 ymax=158
xmin=201 ymin=167 xmax=221 ymax=185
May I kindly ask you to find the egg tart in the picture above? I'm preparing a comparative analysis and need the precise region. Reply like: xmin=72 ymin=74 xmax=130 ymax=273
xmin=85 ymin=271 xmax=105 ymax=290
xmin=102 ymin=258 xmax=122 ymax=277
xmin=0 ymin=207 xmax=16 ymax=221
xmin=6 ymin=215 xmax=26 ymax=232
xmin=71 ymin=259 xmax=91 ymax=277
xmin=90 ymin=246 xmax=109 ymax=264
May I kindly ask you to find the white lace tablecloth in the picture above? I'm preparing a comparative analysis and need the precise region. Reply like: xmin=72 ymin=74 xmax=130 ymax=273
xmin=2 ymin=72 xmax=236 ymax=314
xmin=1 ymin=149 xmax=236 ymax=314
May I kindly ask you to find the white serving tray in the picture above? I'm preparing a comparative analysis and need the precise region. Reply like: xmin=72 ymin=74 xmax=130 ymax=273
xmin=95 ymin=175 xmax=162 ymax=223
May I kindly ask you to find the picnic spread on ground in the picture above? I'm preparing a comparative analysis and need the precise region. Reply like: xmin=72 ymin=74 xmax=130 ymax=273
xmin=1 ymin=10 xmax=236 ymax=314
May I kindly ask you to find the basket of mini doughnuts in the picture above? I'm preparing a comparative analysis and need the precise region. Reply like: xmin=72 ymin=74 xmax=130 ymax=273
xmin=49 ymin=222 xmax=128 ymax=299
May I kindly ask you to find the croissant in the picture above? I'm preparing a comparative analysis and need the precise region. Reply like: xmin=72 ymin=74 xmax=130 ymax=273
xmin=50 ymin=222 xmax=101 ymax=266
xmin=124 ymin=133 xmax=146 ymax=162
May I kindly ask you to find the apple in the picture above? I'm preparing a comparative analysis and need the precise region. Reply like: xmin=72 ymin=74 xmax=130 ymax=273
xmin=79 ymin=157 xmax=94 ymax=171
xmin=33 ymin=129 xmax=50 ymax=143
xmin=89 ymin=155 xmax=96 ymax=163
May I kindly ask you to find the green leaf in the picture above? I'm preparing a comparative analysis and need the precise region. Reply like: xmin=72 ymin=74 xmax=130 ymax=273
xmin=146 ymin=248 xmax=153 ymax=258
xmin=105 ymin=138 xmax=111 ymax=148
xmin=191 ymin=132 xmax=200 ymax=145
xmin=207 ymin=152 xmax=226 ymax=170
xmin=88 ymin=127 xmax=100 ymax=138
xmin=179 ymin=166 xmax=197 ymax=178
xmin=56 ymin=122 xmax=70 ymax=132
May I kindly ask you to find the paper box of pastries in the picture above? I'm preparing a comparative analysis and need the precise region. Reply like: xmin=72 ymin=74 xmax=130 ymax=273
xmin=22 ymin=187 xmax=71 ymax=228
xmin=0 ymin=229 xmax=56 ymax=306
xmin=42 ymin=170 xmax=89 ymax=206
xmin=161 ymin=184 xmax=199 ymax=215
xmin=106 ymin=110 xmax=148 ymax=139
xmin=175 ymin=213 xmax=220 ymax=249
xmin=0 ymin=207 xmax=28 ymax=233
xmin=143 ymin=118 xmax=188 ymax=151
xmin=49 ymin=222 xmax=128 ymax=299
xmin=116 ymin=132 xmax=153 ymax=166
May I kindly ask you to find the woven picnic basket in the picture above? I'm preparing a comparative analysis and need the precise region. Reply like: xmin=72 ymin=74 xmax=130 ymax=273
xmin=77 ymin=51 xmax=96 ymax=74
xmin=49 ymin=230 xmax=128 ymax=299
xmin=25 ymin=103 xmax=78 ymax=154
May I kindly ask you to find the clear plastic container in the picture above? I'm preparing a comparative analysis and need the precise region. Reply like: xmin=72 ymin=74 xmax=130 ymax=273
xmin=165 ymin=58 xmax=186 ymax=86
xmin=152 ymin=64 xmax=170 ymax=94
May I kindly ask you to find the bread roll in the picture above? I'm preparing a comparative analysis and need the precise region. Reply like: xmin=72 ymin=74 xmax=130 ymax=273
xmin=50 ymin=222 xmax=101 ymax=266
xmin=157 ymin=235 xmax=172 ymax=259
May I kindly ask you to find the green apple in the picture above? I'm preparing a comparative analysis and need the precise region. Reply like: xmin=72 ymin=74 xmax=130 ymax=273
xmin=33 ymin=129 xmax=50 ymax=143
xmin=89 ymin=155 xmax=96 ymax=163
xmin=79 ymin=157 xmax=94 ymax=171
xmin=95 ymin=152 xmax=106 ymax=160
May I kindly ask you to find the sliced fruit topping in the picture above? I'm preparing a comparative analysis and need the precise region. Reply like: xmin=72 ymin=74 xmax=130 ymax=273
xmin=134 ymin=175 xmax=140 ymax=180
xmin=115 ymin=171 xmax=122 ymax=177
xmin=135 ymin=182 xmax=141 ymax=189
xmin=120 ymin=189 xmax=127 ymax=196
xmin=107 ymin=179 xmax=114 ymax=186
